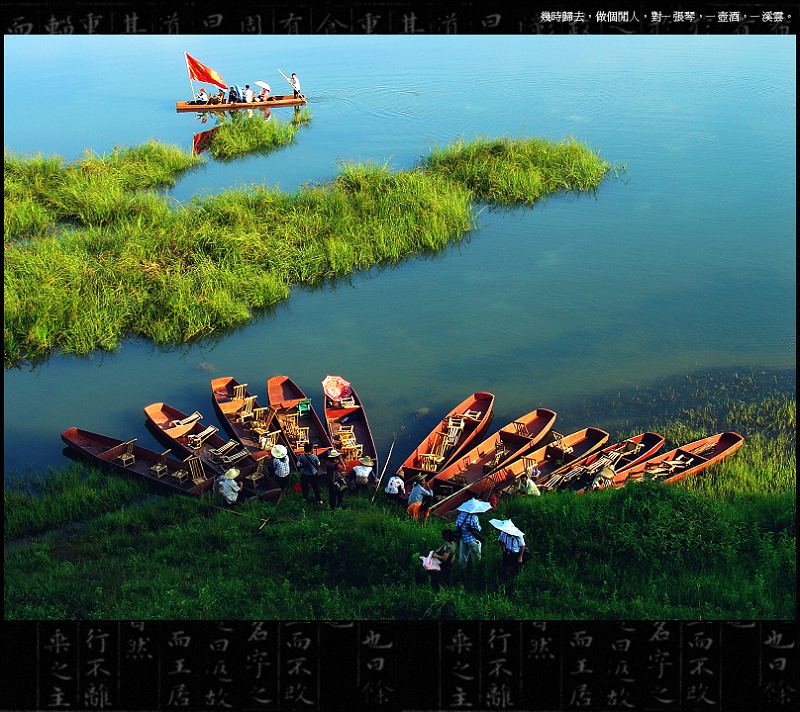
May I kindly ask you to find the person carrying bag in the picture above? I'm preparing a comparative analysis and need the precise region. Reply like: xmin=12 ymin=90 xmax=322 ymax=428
xmin=297 ymin=442 xmax=323 ymax=505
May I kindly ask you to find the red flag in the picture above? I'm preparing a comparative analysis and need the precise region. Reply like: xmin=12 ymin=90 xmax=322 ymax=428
xmin=184 ymin=52 xmax=227 ymax=90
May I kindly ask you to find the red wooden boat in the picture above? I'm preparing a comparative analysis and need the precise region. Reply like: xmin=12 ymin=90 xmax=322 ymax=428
xmin=427 ymin=407 xmax=557 ymax=497
xmin=541 ymin=431 xmax=665 ymax=492
xmin=211 ymin=377 xmax=296 ymax=467
xmin=396 ymin=392 xmax=495 ymax=482
xmin=430 ymin=427 xmax=609 ymax=518
xmin=143 ymin=402 xmax=282 ymax=500
xmin=620 ymin=432 xmax=744 ymax=486
xmin=323 ymin=381 xmax=379 ymax=473
xmin=267 ymin=375 xmax=333 ymax=458
xmin=61 ymin=426 xmax=214 ymax=496
xmin=176 ymin=95 xmax=306 ymax=112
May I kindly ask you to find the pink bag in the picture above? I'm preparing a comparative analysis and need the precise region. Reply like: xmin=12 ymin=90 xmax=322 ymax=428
xmin=420 ymin=551 xmax=441 ymax=571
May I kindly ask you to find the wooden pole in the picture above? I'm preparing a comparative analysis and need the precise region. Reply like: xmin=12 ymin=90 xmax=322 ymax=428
xmin=371 ymin=436 xmax=397 ymax=503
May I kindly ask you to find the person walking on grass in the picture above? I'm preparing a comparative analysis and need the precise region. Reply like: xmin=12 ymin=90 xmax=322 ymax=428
xmin=323 ymin=449 xmax=347 ymax=510
xmin=490 ymin=518 xmax=528 ymax=583
xmin=453 ymin=498 xmax=492 ymax=567
xmin=297 ymin=443 xmax=323 ymax=505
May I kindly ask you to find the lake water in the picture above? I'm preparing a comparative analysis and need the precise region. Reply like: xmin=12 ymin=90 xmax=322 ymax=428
xmin=3 ymin=36 xmax=796 ymax=479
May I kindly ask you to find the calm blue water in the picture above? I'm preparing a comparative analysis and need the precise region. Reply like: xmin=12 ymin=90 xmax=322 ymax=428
xmin=3 ymin=36 xmax=796 ymax=478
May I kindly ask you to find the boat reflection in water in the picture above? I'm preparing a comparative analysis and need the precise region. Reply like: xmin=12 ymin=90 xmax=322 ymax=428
xmin=190 ymin=107 xmax=278 ymax=155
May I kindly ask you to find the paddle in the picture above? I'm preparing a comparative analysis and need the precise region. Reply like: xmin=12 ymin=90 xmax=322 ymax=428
xmin=278 ymin=69 xmax=305 ymax=99
xmin=371 ymin=435 xmax=397 ymax=503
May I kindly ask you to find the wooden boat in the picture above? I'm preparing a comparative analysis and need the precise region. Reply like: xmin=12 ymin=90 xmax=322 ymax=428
xmin=210 ymin=377 xmax=296 ymax=467
xmin=267 ymin=375 xmax=333 ymax=458
xmin=396 ymin=392 xmax=495 ymax=482
xmin=176 ymin=95 xmax=306 ymax=112
xmin=430 ymin=427 xmax=609 ymax=518
xmin=61 ymin=426 xmax=214 ymax=496
xmin=427 ymin=408 xmax=557 ymax=498
xmin=143 ymin=402 xmax=283 ymax=502
xmin=323 ymin=381 xmax=379 ymax=474
xmin=620 ymin=432 xmax=744 ymax=486
xmin=540 ymin=432 xmax=665 ymax=492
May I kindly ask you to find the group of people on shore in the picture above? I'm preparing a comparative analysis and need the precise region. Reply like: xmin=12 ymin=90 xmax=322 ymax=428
xmin=193 ymin=73 xmax=302 ymax=105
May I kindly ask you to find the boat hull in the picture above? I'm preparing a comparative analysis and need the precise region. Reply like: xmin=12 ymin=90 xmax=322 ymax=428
xmin=323 ymin=384 xmax=379 ymax=474
xmin=176 ymin=95 xmax=307 ymax=112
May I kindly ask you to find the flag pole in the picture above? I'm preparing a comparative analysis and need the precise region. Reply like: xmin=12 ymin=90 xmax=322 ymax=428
xmin=185 ymin=52 xmax=196 ymax=100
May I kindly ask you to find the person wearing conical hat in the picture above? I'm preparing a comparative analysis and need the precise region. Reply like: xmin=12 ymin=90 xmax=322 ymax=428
xmin=270 ymin=444 xmax=291 ymax=489
xmin=323 ymin=449 xmax=347 ymax=510
xmin=490 ymin=519 xmax=528 ymax=582
xmin=349 ymin=455 xmax=376 ymax=488
xmin=218 ymin=467 xmax=242 ymax=505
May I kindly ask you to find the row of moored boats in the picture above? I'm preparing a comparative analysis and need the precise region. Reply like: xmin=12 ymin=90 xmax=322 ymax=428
xmin=61 ymin=378 xmax=744 ymax=517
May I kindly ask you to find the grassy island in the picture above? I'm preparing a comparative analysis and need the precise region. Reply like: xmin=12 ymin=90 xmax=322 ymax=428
xmin=4 ymin=136 xmax=611 ymax=365
xmin=4 ymin=393 xmax=794 ymax=620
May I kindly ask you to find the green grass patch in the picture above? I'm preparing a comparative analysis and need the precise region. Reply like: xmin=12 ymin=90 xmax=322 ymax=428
xmin=206 ymin=109 xmax=311 ymax=160
xmin=4 ymin=397 xmax=794 ymax=619
xmin=423 ymin=136 xmax=613 ymax=204
xmin=4 ymin=134 xmax=613 ymax=365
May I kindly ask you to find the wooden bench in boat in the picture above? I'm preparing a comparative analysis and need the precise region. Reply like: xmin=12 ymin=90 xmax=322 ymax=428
xmin=210 ymin=440 xmax=239 ymax=459
xmin=170 ymin=411 xmax=202 ymax=428
xmin=150 ymin=449 xmax=171 ymax=478
xmin=188 ymin=425 xmax=218 ymax=449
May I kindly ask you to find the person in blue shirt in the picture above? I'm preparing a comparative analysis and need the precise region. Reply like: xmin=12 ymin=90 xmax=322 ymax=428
xmin=408 ymin=477 xmax=433 ymax=506
xmin=454 ymin=510 xmax=482 ymax=566
xmin=498 ymin=525 xmax=527 ymax=581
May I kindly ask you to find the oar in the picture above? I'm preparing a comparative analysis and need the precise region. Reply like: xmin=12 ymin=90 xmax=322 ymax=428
xmin=209 ymin=504 xmax=269 ymax=528
xmin=371 ymin=436 xmax=397 ymax=503
xmin=278 ymin=69 xmax=304 ymax=99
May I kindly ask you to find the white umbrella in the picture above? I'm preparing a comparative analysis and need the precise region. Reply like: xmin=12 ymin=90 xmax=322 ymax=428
xmin=489 ymin=518 xmax=524 ymax=538
xmin=456 ymin=498 xmax=492 ymax=514
xmin=255 ymin=80 xmax=271 ymax=91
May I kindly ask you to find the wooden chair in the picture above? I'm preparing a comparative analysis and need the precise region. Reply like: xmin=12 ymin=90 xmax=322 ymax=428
xmin=209 ymin=440 xmax=238 ymax=460
xmin=116 ymin=439 xmax=137 ymax=467
xmin=188 ymin=425 xmax=218 ymax=449
xmin=337 ymin=425 xmax=354 ymax=436
xmin=342 ymin=443 xmax=363 ymax=461
xmin=297 ymin=398 xmax=313 ymax=416
xmin=521 ymin=457 xmax=540 ymax=478
xmin=420 ymin=453 xmax=440 ymax=472
xmin=232 ymin=383 xmax=249 ymax=401
xmin=221 ymin=448 xmax=250 ymax=466
xmin=185 ymin=456 xmax=207 ymax=486
xmin=339 ymin=396 xmax=355 ymax=407
xmin=149 ymin=449 xmax=171 ymax=478
xmin=463 ymin=409 xmax=482 ymax=421
xmin=295 ymin=426 xmax=310 ymax=446
xmin=169 ymin=411 xmax=202 ymax=427
xmin=237 ymin=396 xmax=257 ymax=424
xmin=550 ymin=431 xmax=574 ymax=456
xmin=512 ymin=421 xmax=530 ymax=436
xmin=246 ymin=457 xmax=267 ymax=485
xmin=337 ymin=431 xmax=357 ymax=448
xmin=447 ymin=416 xmax=465 ymax=430
xmin=251 ymin=407 xmax=274 ymax=435
xmin=280 ymin=413 xmax=300 ymax=430
xmin=431 ymin=432 xmax=449 ymax=460
xmin=173 ymin=457 xmax=191 ymax=484
xmin=258 ymin=430 xmax=281 ymax=451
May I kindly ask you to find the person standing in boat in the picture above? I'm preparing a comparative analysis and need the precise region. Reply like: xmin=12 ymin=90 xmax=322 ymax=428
xmin=218 ymin=467 xmax=242 ymax=505
xmin=297 ymin=443 xmax=323 ymax=505
xmin=290 ymin=72 xmax=302 ymax=98
xmin=323 ymin=449 xmax=347 ymax=510
xmin=270 ymin=444 xmax=292 ymax=490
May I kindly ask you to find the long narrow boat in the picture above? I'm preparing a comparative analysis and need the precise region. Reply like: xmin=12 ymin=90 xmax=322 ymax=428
xmin=396 ymin=392 xmax=495 ymax=483
xmin=323 ymin=381 xmax=379 ymax=474
xmin=267 ymin=375 xmax=333 ymax=459
xmin=541 ymin=431 xmax=665 ymax=492
xmin=176 ymin=95 xmax=307 ymax=112
xmin=144 ymin=402 xmax=284 ymax=502
xmin=61 ymin=426 xmax=214 ymax=496
xmin=210 ymin=377 xmax=297 ymax=468
xmin=620 ymin=432 xmax=744 ymax=486
xmin=427 ymin=408 xmax=557 ymax=498
xmin=431 ymin=427 xmax=609 ymax=518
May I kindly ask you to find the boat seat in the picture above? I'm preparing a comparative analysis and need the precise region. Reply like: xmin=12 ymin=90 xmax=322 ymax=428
xmin=512 ymin=421 xmax=529 ymax=436
xmin=188 ymin=425 xmax=218 ymax=449
xmin=251 ymin=407 xmax=273 ymax=434
xmin=169 ymin=411 xmax=202 ymax=428
xmin=342 ymin=443 xmax=363 ymax=461
xmin=150 ymin=449 xmax=171 ymax=478
xmin=297 ymin=398 xmax=313 ymax=416
xmin=463 ymin=409 xmax=482 ymax=421
xmin=339 ymin=396 xmax=356 ymax=407
xmin=185 ymin=456 xmax=206 ymax=485
xmin=420 ymin=453 xmax=442 ymax=472
xmin=221 ymin=449 xmax=250 ymax=466
xmin=116 ymin=439 xmax=137 ymax=468
xmin=237 ymin=396 xmax=258 ymax=423
xmin=246 ymin=457 xmax=266 ymax=485
xmin=258 ymin=430 xmax=282 ymax=451
xmin=280 ymin=413 xmax=300 ymax=430
xmin=210 ymin=440 xmax=238 ymax=459
xmin=337 ymin=425 xmax=354 ymax=435
xmin=295 ymin=426 xmax=310 ymax=445
xmin=232 ymin=383 xmax=249 ymax=401
xmin=447 ymin=416 xmax=465 ymax=430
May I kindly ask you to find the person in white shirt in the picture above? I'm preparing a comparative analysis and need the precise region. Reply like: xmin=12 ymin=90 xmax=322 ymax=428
xmin=290 ymin=72 xmax=302 ymax=98
xmin=349 ymin=456 xmax=376 ymax=488
xmin=244 ymin=84 xmax=255 ymax=103
xmin=384 ymin=474 xmax=406 ymax=500
xmin=196 ymin=87 xmax=209 ymax=104
xmin=218 ymin=468 xmax=242 ymax=505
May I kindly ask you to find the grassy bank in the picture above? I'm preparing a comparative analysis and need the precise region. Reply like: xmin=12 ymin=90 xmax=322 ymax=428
xmin=206 ymin=108 xmax=312 ymax=160
xmin=5 ymin=396 xmax=794 ymax=619
xmin=4 ymin=136 xmax=610 ymax=365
